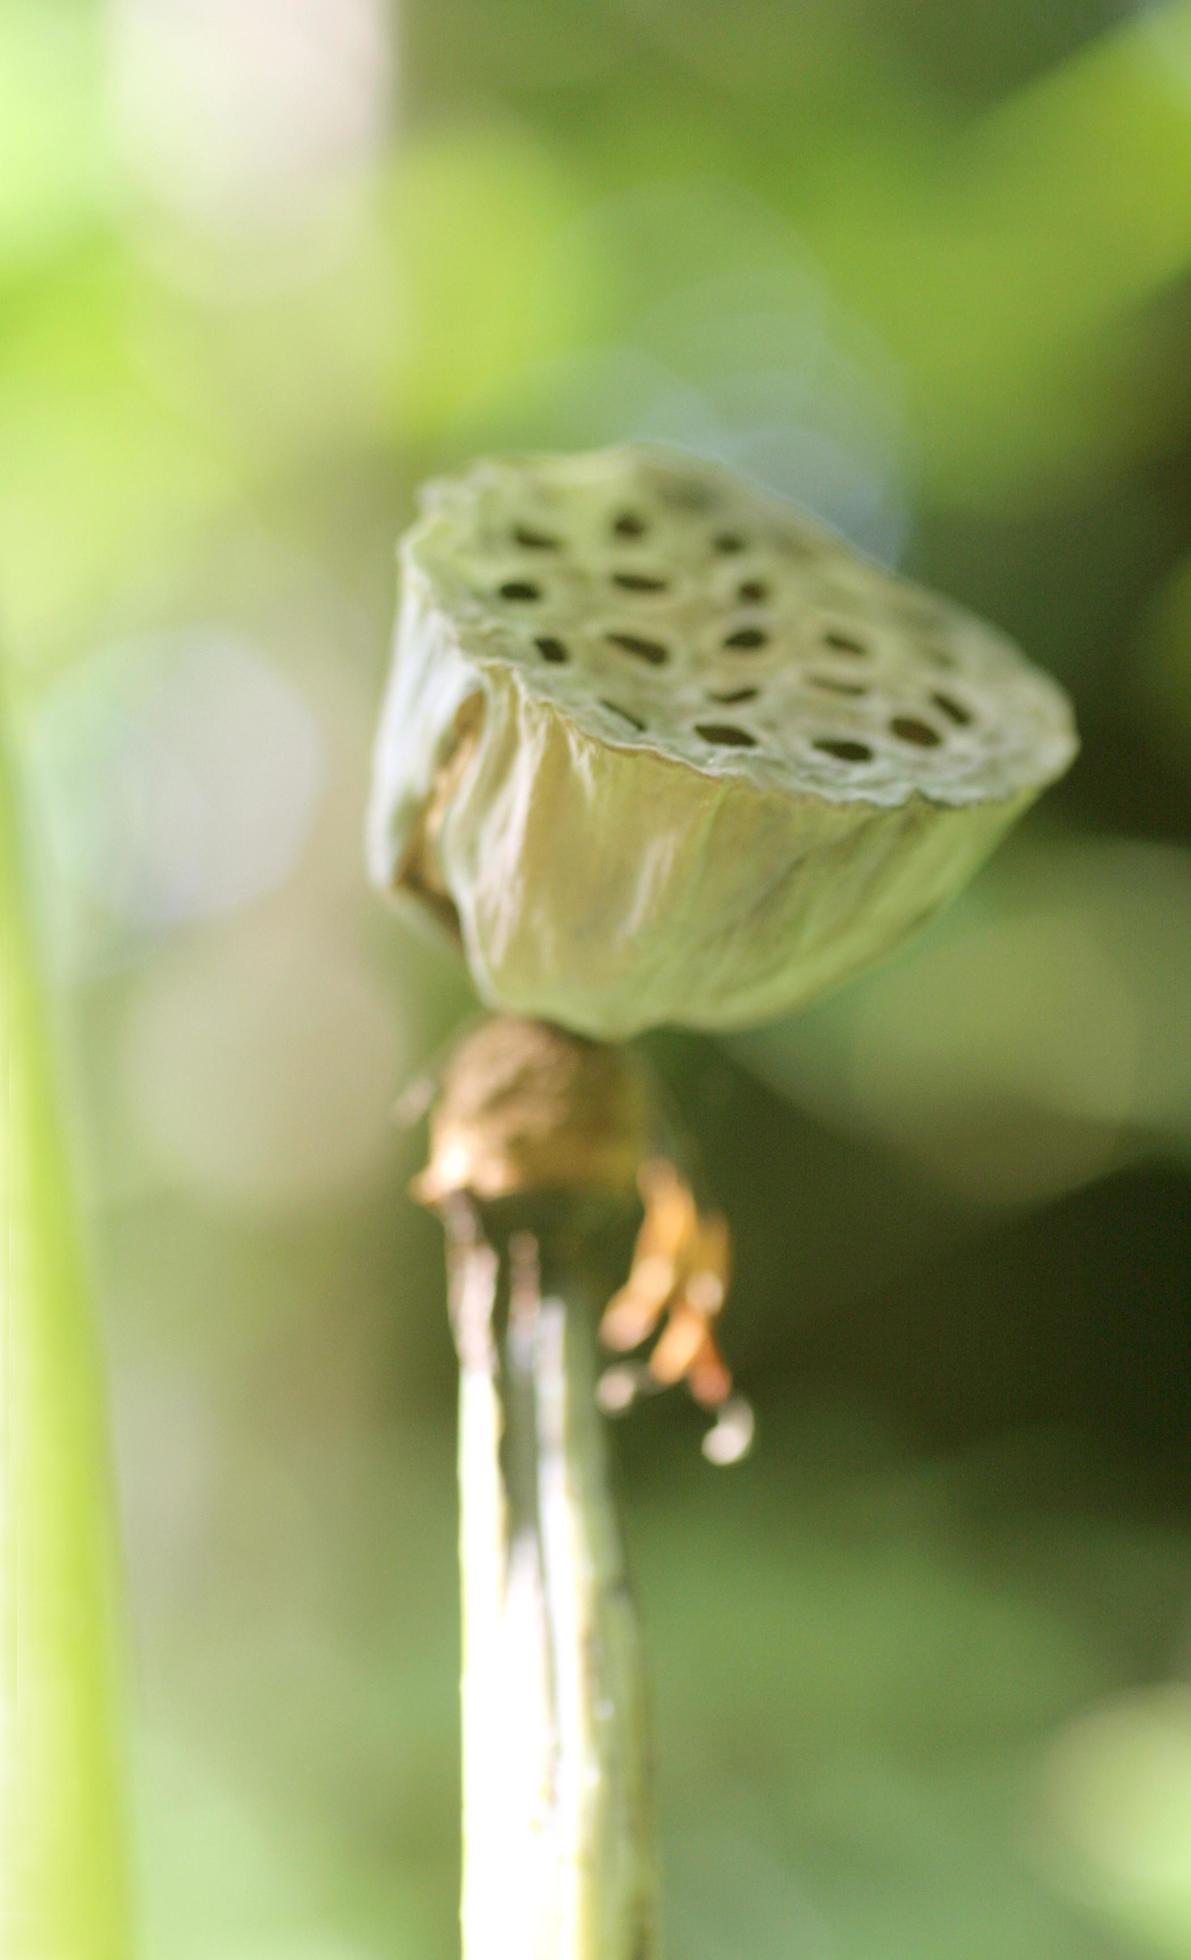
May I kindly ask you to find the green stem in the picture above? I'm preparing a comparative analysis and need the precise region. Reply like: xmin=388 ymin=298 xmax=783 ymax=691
xmin=1 ymin=716 xmax=132 ymax=1957
xmin=447 ymin=1199 xmax=657 ymax=1960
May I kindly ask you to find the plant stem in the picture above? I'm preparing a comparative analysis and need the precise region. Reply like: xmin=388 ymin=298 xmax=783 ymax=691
xmin=1 ymin=717 xmax=132 ymax=1957
xmin=446 ymin=1197 xmax=657 ymax=1960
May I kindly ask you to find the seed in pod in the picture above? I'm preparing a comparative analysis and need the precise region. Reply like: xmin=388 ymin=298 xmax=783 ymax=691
xmin=368 ymin=444 xmax=1077 ymax=1040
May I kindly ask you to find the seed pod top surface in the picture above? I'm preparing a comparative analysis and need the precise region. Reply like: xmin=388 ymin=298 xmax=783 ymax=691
xmin=369 ymin=444 xmax=1077 ymax=1038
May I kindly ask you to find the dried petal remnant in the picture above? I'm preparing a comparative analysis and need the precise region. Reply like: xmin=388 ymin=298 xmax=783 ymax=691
xmin=412 ymin=1017 xmax=652 ymax=1206
xmin=600 ymin=1160 xmax=735 ymax=1413
xmin=369 ymin=444 xmax=1077 ymax=1038
xmin=413 ymin=1017 xmax=743 ymax=1424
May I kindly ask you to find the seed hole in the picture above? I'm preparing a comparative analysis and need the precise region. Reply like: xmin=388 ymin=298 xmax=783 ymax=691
xmin=611 ymin=571 xmax=668 ymax=593
xmin=931 ymin=690 xmax=973 ymax=727
xmin=600 ymin=700 xmax=646 ymax=732
xmin=607 ymin=631 xmax=669 ymax=666
xmin=513 ymin=524 xmax=560 ymax=551
xmin=890 ymin=715 xmax=943 ymax=748
xmin=612 ymin=511 xmax=648 ymax=539
xmin=923 ymin=646 xmax=957 ymax=670
xmin=713 ymin=532 xmax=746 ymax=555
xmin=814 ymin=738 xmax=873 ymax=763
xmin=708 ymin=686 xmax=759 ymax=705
xmin=823 ymin=630 xmax=869 ymax=657
xmin=499 ymin=580 xmax=541 ymax=601
xmin=723 ymin=627 xmax=768 ymax=650
xmin=695 ymin=722 xmax=757 ymax=748
xmin=809 ymin=675 xmax=868 ymax=697
xmin=535 ymin=636 xmax=569 ymax=664
xmin=736 ymin=579 xmax=768 ymax=603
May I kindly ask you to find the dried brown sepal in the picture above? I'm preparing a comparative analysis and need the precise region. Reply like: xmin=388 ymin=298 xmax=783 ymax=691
xmin=411 ymin=1016 xmax=652 ymax=1206
xmin=413 ymin=1018 xmax=743 ymax=1433
xmin=600 ymin=1161 xmax=735 ymax=1411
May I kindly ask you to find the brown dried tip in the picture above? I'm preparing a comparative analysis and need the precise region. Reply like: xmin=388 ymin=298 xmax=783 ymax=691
xmin=413 ymin=1017 xmax=749 ymax=1452
xmin=599 ymin=1161 xmax=733 ymax=1411
xmin=410 ymin=1017 xmax=652 ymax=1206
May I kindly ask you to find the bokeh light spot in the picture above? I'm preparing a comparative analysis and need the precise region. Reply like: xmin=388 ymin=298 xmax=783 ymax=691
xmin=33 ymin=630 xmax=323 ymax=934
xmin=119 ymin=911 xmax=401 ymax=1210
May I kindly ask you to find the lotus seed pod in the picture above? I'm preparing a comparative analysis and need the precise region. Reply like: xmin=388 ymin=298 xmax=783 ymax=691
xmin=368 ymin=445 xmax=1077 ymax=1039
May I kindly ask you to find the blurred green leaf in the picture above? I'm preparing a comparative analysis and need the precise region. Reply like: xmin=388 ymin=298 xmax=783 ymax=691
xmin=0 ymin=710 xmax=131 ymax=1954
xmin=377 ymin=124 xmax=607 ymax=442
xmin=1040 ymin=1687 xmax=1191 ymax=1960
xmin=0 ymin=1 xmax=110 ymax=267
xmin=733 ymin=833 xmax=1191 ymax=1202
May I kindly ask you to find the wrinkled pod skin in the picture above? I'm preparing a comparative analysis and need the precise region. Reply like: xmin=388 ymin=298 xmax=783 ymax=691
xmin=369 ymin=445 xmax=1077 ymax=1040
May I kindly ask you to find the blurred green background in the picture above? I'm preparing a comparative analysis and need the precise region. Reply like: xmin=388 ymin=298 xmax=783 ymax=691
xmin=5 ymin=0 xmax=1191 ymax=1953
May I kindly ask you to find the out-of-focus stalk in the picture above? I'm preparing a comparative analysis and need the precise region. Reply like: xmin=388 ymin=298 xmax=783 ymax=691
xmin=0 ymin=717 xmax=132 ymax=1958
xmin=447 ymin=1202 xmax=657 ymax=1960
xmin=413 ymin=1020 xmax=663 ymax=1960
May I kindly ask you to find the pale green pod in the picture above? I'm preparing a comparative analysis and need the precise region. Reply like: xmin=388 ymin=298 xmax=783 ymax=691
xmin=368 ymin=444 xmax=1077 ymax=1040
